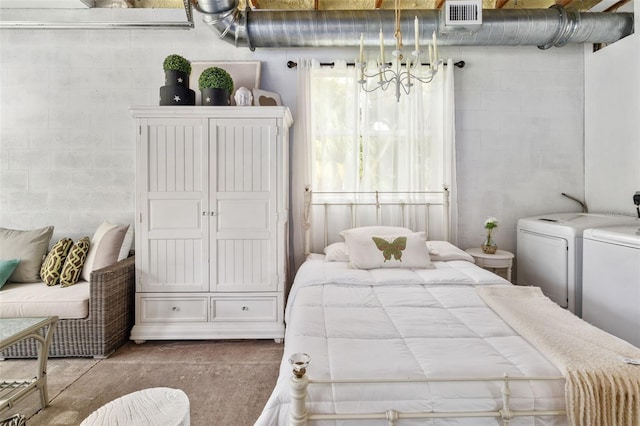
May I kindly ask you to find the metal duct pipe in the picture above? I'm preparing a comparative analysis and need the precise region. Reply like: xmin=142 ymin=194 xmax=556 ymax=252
xmin=192 ymin=0 xmax=634 ymax=50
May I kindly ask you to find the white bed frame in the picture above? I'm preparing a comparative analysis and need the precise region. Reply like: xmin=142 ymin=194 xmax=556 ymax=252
xmin=291 ymin=188 xmax=567 ymax=425
xmin=288 ymin=356 xmax=565 ymax=426
xmin=303 ymin=187 xmax=451 ymax=256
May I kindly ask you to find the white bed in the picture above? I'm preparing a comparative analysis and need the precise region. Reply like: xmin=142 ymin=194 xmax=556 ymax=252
xmin=256 ymin=190 xmax=640 ymax=426
xmin=256 ymin=250 xmax=567 ymax=426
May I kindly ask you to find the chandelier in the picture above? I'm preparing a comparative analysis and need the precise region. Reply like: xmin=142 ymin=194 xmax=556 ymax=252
xmin=356 ymin=0 xmax=440 ymax=102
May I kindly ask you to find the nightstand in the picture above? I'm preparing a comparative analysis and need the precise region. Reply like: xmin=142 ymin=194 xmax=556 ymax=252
xmin=465 ymin=248 xmax=515 ymax=282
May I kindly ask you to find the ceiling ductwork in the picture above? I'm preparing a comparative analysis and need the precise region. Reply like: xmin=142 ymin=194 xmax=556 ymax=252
xmin=191 ymin=0 xmax=634 ymax=50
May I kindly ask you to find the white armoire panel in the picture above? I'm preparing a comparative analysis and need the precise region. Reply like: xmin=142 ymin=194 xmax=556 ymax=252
xmin=131 ymin=107 xmax=292 ymax=342
xmin=138 ymin=118 xmax=209 ymax=293
xmin=211 ymin=118 xmax=278 ymax=293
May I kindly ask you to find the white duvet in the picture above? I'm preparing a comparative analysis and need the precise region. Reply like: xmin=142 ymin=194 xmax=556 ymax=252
xmin=256 ymin=255 xmax=567 ymax=426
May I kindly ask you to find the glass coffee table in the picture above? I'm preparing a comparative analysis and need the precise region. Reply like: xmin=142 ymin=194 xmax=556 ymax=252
xmin=0 ymin=317 xmax=58 ymax=414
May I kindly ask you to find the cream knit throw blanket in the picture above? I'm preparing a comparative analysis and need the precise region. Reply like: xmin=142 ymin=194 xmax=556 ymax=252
xmin=477 ymin=285 xmax=640 ymax=426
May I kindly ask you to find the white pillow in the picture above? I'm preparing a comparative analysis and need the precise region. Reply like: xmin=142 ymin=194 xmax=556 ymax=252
xmin=323 ymin=242 xmax=349 ymax=262
xmin=426 ymin=241 xmax=476 ymax=263
xmin=118 ymin=225 xmax=134 ymax=261
xmin=81 ymin=221 xmax=130 ymax=281
xmin=344 ymin=231 xmax=431 ymax=270
xmin=339 ymin=226 xmax=413 ymax=240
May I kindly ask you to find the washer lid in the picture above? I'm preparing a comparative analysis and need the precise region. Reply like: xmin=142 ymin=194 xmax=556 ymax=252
xmin=585 ymin=225 xmax=640 ymax=248
xmin=518 ymin=213 xmax=638 ymax=236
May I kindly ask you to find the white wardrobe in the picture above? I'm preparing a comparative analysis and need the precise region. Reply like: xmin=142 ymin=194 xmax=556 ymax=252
xmin=130 ymin=106 xmax=292 ymax=342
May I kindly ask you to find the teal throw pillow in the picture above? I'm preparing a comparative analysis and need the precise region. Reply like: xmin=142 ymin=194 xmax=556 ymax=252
xmin=0 ymin=259 xmax=21 ymax=289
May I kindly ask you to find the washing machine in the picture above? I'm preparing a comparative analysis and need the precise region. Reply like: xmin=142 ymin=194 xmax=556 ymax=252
xmin=582 ymin=225 xmax=640 ymax=346
xmin=516 ymin=213 xmax=638 ymax=317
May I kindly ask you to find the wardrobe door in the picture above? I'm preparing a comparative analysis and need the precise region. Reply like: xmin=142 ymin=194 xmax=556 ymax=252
xmin=137 ymin=118 xmax=210 ymax=292
xmin=209 ymin=118 xmax=279 ymax=293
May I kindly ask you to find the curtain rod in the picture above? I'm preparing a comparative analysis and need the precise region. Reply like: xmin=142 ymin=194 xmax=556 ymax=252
xmin=287 ymin=60 xmax=465 ymax=69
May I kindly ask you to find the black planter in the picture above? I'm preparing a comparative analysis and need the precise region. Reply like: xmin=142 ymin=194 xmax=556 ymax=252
xmin=159 ymin=86 xmax=195 ymax=106
xmin=201 ymin=88 xmax=230 ymax=106
xmin=164 ymin=70 xmax=189 ymax=87
xmin=159 ymin=70 xmax=195 ymax=106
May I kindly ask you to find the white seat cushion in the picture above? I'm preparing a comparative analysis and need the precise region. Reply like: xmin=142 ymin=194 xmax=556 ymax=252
xmin=0 ymin=280 xmax=89 ymax=319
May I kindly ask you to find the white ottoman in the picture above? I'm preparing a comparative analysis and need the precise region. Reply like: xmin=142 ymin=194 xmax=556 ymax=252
xmin=80 ymin=387 xmax=190 ymax=426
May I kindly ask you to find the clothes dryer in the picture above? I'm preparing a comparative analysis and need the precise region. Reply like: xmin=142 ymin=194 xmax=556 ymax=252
xmin=516 ymin=213 xmax=638 ymax=317
xmin=582 ymin=225 xmax=640 ymax=346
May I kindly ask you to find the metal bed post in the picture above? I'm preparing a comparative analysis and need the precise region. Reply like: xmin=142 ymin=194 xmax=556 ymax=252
xmin=443 ymin=185 xmax=450 ymax=242
xmin=289 ymin=353 xmax=311 ymax=426
xmin=303 ymin=187 xmax=312 ymax=257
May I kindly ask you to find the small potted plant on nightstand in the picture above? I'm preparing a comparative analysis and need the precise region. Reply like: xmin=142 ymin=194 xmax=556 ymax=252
xmin=160 ymin=54 xmax=195 ymax=106
xmin=198 ymin=66 xmax=234 ymax=106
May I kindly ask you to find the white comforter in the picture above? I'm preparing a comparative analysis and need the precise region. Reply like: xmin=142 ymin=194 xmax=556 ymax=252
xmin=256 ymin=255 xmax=567 ymax=426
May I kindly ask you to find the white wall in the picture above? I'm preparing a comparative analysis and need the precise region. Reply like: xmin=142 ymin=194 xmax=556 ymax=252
xmin=584 ymin=13 xmax=639 ymax=215
xmin=0 ymin=9 xmax=586 ymax=256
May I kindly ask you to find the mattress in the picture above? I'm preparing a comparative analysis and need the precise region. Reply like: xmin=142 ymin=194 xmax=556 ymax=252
xmin=256 ymin=255 xmax=567 ymax=425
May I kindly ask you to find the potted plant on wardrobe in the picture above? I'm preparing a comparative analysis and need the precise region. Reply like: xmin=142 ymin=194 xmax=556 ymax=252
xmin=198 ymin=66 xmax=234 ymax=106
xmin=160 ymin=54 xmax=195 ymax=105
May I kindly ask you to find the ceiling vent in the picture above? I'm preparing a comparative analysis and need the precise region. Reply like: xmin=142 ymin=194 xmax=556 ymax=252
xmin=444 ymin=0 xmax=482 ymax=27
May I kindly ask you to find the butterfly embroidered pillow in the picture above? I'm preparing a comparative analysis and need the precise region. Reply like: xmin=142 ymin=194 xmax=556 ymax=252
xmin=343 ymin=231 xmax=431 ymax=269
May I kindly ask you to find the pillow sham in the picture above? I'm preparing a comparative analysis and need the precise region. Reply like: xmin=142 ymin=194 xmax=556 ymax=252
xmin=60 ymin=237 xmax=91 ymax=287
xmin=324 ymin=240 xmax=476 ymax=264
xmin=41 ymin=238 xmax=74 ymax=286
xmin=339 ymin=226 xmax=413 ymax=240
xmin=0 ymin=259 xmax=21 ymax=289
xmin=323 ymin=242 xmax=350 ymax=262
xmin=426 ymin=241 xmax=476 ymax=263
xmin=0 ymin=226 xmax=54 ymax=282
xmin=344 ymin=231 xmax=431 ymax=270
xmin=81 ymin=221 xmax=130 ymax=281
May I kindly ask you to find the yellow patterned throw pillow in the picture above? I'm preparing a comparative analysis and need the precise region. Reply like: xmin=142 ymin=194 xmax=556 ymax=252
xmin=60 ymin=237 xmax=91 ymax=288
xmin=41 ymin=238 xmax=73 ymax=286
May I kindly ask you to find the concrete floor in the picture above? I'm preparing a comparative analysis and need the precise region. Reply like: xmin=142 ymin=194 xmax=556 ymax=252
xmin=1 ymin=339 xmax=283 ymax=426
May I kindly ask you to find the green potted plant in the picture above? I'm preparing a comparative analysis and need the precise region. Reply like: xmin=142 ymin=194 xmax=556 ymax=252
xmin=198 ymin=66 xmax=234 ymax=106
xmin=160 ymin=54 xmax=195 ymax=106
xmin=163 ymin=54 xmax=191 ymax=74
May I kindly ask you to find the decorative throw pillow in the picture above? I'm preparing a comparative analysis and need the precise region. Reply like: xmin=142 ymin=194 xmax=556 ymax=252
xmin=60 ymin=237 xmax=91 ymax=288
xmin=81 ymin=221 xmax=130 ymax=281
xmin=0 ymin=259 xmax=21 ymax=289
xmin=0 ymin=226 xmax=54 ymax=282
xmin=344 ymin=231 xmax=431 ymax=270
xmin=118 ymin=225 xmax=134 ymax=261
xmin=40 ymin=238 xmax=74 ymax=286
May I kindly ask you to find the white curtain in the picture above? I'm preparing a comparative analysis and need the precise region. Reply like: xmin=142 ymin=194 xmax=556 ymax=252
xmin=291 ymin=59 xmax=314 ymax=273
xmin=292 ymin=58 xmax=458 ymax=270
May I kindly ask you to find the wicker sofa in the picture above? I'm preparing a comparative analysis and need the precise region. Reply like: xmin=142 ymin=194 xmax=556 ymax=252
xmin=0 ymin=256 xmax=135 ymax=359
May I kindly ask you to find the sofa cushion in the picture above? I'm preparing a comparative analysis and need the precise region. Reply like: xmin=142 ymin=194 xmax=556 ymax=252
xmin=60 ymin=237 xmax=91 ymax=288
xmin=0 ymin=280 xmax=90 ymax=319
xmin=41 ymin=238 xmax=74 ymax=286
xmin=0 ymin=226 xmax=54 ymax=283
xmin=82 ymin=222 xmax=130 ymax=282
xmin=0 ymin=259 xmax=20 ymax=289
xmin=119 ymin=224 xmax=134 ymax=261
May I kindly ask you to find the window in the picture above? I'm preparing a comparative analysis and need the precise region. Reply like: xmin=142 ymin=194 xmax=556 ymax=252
xmin=309 ymin=62 xmax=451 ymax=193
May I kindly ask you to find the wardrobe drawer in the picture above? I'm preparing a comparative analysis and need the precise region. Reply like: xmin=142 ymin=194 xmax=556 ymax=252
xmin=211 ymin=297 xmax=277 ymax=322
xmin=139 ymin=297 xmax=208 ymax=322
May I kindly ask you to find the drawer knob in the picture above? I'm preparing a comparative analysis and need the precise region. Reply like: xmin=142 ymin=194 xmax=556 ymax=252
xmin=242 ymin=306 xmax=249 ymax=311
xmin=172 ymin=306 xmax=180 ymax=311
